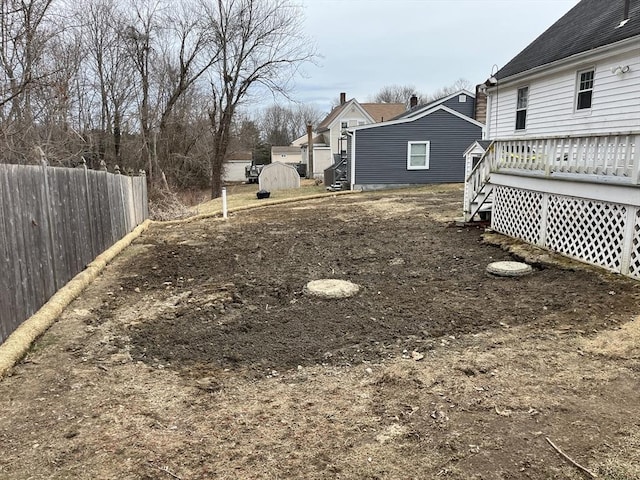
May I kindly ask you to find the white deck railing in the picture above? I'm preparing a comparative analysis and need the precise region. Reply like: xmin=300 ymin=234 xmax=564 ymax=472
xmin=464 ymin=133 xmax=640 ymax=221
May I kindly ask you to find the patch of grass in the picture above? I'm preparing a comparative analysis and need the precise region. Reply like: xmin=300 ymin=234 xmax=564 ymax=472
xmin=595 ymin=428 xmax=640 ymax=480
xmin=28 ymin=333 xmax=59 ymax=354
xmin=193 ymin=181 xmax=332 ymax=216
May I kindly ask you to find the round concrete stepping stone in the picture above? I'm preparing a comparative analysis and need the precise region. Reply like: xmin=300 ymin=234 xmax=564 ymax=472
xmin=486 ymin=261 xmax=533 ymax=277
xmin=304 ymin=279 xmax=360 ymax=299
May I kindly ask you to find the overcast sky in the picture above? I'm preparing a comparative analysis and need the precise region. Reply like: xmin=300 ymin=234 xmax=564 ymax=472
xmin=287 ymin=0 xmax=581 ymax=113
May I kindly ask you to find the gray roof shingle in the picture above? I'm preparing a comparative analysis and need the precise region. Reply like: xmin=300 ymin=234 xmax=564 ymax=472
xmin=497 ymin=0 xmax=640 ymax=80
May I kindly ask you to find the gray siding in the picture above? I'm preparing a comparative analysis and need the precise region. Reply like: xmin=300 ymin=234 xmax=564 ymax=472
xmin=441 ymin=94 xmax=475 ymax=117
xmin=354 ymin=109 xmax=482 ymax=186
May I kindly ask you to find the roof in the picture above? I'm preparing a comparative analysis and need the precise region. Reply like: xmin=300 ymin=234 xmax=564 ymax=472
xmin=316 ymin=98 xmax=405 ymax=131
xmin=497 ymin=0 xmax=640 ymax=80
xmin=297 ymin=133 xmax=329 ymax=147
xmin=348 ymin=104 xmax=484 ymax=133
xmin=226 ymin=150 xmax=252 ymax=161
xmin=271 ymin=146 xmax=300 ymax=155
xmin=360 ymin=103 xmax=405 ymax=122
xmin=392 ymin=90 xmax=475 ymax=120
xmin=463 ymin=140 xmax=492 ymax=157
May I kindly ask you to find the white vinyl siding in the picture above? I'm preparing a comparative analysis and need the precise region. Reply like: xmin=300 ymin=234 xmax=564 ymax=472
xmin=488 ymin=48 xmax=640 ymax=138
xmin=407 ymin=141 xmax=430 ymax=170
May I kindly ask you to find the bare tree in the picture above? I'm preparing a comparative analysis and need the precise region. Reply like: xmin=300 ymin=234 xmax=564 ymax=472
xmin=369 ymin=84 xmax=423 ymax=107
xmin=78 ymin=0 xmax=136 ymax=166
xmin=0 ymin=0 xmax=55 ymax=163
xmin=122 ymin=0 xmax=162 ymax=181
xmin=203 ymin=0 xmax=316 ymax=198
xmin=425 ymin=78 xmax=473 ymax=102
xmin=259 ymin=103 xmax=323 ymax=145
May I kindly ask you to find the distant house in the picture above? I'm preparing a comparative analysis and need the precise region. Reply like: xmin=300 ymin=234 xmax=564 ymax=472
xmin=271 ymin=146 xmax=302 ymax=164
xmin=465 ymin=0 xmax=640 ymax=279
xmin=300 ymin=92 xmax=406 ymax=178
xmin=223 ymin=150 xmax=252 ymax=183
xmin=347 ymin=90 xmax=484 ymax=190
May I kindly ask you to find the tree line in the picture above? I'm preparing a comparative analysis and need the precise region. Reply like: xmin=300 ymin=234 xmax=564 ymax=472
xmin=0 ymin=0 xmax=316 ymax=197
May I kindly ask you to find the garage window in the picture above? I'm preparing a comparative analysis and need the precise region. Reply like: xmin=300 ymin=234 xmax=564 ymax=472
xmin=407 ymin=141 xmax=430 ymax=170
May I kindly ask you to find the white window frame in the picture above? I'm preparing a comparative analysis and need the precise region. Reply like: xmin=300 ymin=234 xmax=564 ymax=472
xmin=407 ymin=141 xmax=430 ymax=170
xmin=576 ymin=68 xmax=595 ymax=111
xmin=515 ymin=86 xmax=528 ymax=131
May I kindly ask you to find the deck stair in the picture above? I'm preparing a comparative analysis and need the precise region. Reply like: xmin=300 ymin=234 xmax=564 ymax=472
xmin=464 ymin=141 xmax=496 ymax=222
xmin=324 ymin=153 xmax=349 ymax=191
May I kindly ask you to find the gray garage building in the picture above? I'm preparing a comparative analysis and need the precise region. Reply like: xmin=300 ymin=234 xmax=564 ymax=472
xmin=346 ymin=90 xmax=484 ymax=190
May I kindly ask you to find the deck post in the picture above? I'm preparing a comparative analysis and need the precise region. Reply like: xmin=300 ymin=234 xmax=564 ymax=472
xmin=620 ymin=206 xmax=637 ymax=275
xmin=632 ymin=135 xmax=640 ymax=184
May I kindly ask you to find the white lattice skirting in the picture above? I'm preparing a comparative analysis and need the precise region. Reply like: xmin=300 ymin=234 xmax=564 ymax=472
xmin=492 ymin=185 xmax=640 ymax=279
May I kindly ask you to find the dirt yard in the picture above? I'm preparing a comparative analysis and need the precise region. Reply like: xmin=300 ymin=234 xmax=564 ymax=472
xmin=1 ymin=184 xmax=640 ymax=480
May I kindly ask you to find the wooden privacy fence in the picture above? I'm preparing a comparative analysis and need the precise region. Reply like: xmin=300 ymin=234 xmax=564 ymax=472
xmin=0 ymin=162 xmax=148 ymax=344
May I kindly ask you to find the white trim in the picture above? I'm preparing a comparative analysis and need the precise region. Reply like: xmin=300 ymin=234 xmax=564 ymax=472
xmin=463 ymin=140 xmax=489 ymax=157
xmin=515 ymin=85 xmax=529 ymax=131
xmin=488 ymin=36 xmax=639 ymax=89
xmin=407 ymin=141 xmax=430 ymax=170
xmin=574 ymin=67 xmax=595 ymax=112
xmin=349 ymin=131 xmax=356 ymax=187
xmin=490 ymin=172 xmax=640 ymax=206
xmin=326 ymin=99 xmax=375 ymax=130
xmin=400 ymin=89 xmax=476 ymax=120
xmin=348 ymin=104 xmax=484 ymax=132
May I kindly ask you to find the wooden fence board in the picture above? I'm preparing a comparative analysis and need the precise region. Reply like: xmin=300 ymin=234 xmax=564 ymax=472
xmin=0 ymin=164 xmax=147 ymax=344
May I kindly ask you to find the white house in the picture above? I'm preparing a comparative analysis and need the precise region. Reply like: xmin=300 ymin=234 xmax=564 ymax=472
xmin=299 ymin=93 xmax=406 ymax=179
xmin=466 ymin=0 xmax=640 ymax=279
xmin=271 ymin=146 xmax=302 ymax=164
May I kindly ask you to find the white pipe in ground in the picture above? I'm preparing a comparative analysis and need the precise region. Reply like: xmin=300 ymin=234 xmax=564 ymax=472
xmin=222 ymin=187 xmax=228 ymax=219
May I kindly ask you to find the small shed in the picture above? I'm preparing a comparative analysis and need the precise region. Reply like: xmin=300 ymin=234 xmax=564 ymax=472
xmin=258 ymin=161 xmax=300 ymax=191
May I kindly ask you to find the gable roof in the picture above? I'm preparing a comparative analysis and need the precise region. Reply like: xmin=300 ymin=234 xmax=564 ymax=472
xmin=360 ymin=103 xmax=405 ymax=122
xmin=392 ymin=90 xmax=475 ymax=120
xmin=317 ymin=99 xmax=370 ymax=131
xmin=316 ymin=98 xmax=405 ymax=131
xmin=497 ymin=0 xmax=640 ymax=80
xmin=348 ymin=104 xmax=484 ymax=133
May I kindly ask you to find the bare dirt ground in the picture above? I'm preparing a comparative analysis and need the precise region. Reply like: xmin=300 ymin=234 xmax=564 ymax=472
xmin=1 ymin=184 xmax=640 ymax=480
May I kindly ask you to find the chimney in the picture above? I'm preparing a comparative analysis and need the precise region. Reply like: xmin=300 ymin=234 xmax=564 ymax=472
xmin=474 ymin=84 xmax=487 ymax=124
xmin=340 ymin=92 xmax=346 ymax=105
xmin=410 ymin=94 xmax=418 ymax=109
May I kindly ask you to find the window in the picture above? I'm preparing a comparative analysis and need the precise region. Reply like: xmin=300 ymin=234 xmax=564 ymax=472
xmin=341 ymin=121 xmax=348 ymax=129
xmin=515 ymin=86 xmax=528 ymax=130
xmin=407 ymin=141 xmax=430 ymax=170
xmin=576 ymin=69 xmax=594 ymax=110
xmin=458 ymin=94 xmax=467 ymax=103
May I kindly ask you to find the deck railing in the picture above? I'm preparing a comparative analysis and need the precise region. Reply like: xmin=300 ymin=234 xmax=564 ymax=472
xmin=464 ymin=133 xmax=640 ymax=220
